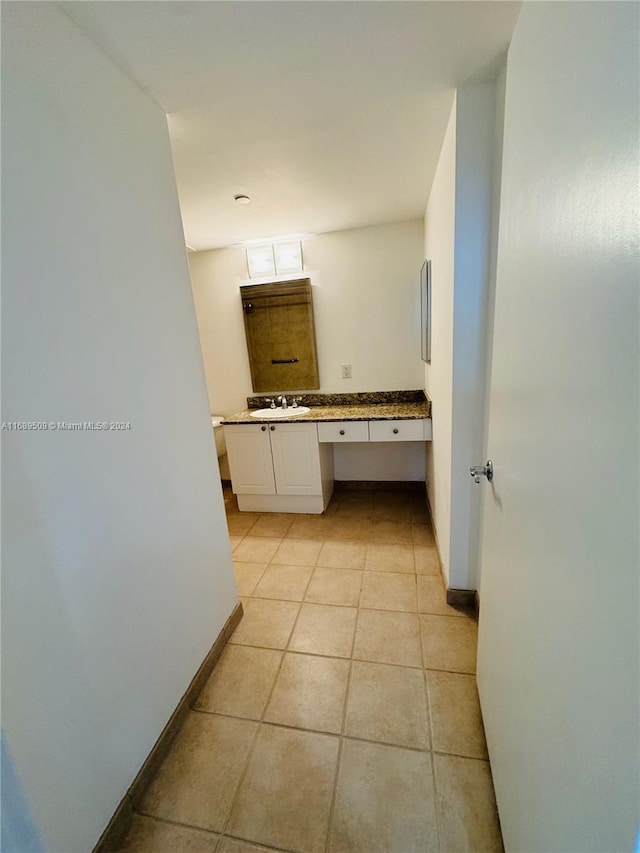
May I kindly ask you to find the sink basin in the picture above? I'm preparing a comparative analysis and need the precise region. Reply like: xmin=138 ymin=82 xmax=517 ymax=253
xmin=250 ymin=406 xmax=311 ymax=419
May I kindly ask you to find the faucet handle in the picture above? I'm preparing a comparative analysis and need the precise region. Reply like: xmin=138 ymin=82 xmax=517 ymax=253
xmin=292 ymin=397 xmax=302 ymax=407
xmin=264 ymin=397 xmax=276 ymax=409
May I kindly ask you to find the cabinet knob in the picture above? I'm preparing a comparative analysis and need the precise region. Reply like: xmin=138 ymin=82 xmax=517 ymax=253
xmin=270 ymin=425 xmax=276 ymax=431
xmin=393 ymin=428 xmax=399 ymax=434
xmin=261 ymin=426 xmax=267 ymax=431
xmin=339 ymin=429 xmax=345 ymax=435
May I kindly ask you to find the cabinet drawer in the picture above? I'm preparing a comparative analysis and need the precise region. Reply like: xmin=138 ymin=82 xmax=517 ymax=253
xmin=368 ymin=419 xmax=425 ymax=442
xmin=317 ymin=421 xmax=369 ymax=443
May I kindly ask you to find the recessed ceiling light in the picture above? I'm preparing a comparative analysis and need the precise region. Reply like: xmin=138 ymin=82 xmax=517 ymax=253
xmin=234 ymin=194 xmax=251 ymax=205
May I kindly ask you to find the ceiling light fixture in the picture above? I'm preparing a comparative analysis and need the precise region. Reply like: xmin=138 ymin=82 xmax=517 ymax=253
xmin=234 ymin=194 xmax=251 ymax=205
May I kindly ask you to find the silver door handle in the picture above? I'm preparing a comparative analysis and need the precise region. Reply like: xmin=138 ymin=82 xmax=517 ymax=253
xmin=470 ymin=460 xmax=493 ymax=483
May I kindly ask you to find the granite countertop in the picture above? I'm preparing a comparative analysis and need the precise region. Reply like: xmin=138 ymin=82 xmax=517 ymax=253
xmin=223 ymin=392 xmax=431 ymax=425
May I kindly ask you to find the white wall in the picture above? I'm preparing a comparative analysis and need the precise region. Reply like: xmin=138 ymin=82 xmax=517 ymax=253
xmin=423 ymin=100 xmax=456 ymax=583
xmin=1 ymin=5 xmax=237 ymax=851
xmin=334 ymin=442 xmax=426 ymax=482
xmin=477 ymin=3 xmax=639 ymax=849
xmin=189 ymin=220 xmax=425 ymax=417
xmin=305 ymin=222 xmax=426 ymax=396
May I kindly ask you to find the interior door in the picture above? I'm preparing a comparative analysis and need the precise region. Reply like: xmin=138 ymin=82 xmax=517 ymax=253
xmin=476 ymin=5 xmax=639 ymax=853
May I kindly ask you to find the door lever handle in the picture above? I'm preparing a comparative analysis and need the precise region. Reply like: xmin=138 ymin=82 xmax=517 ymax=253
xmin=470 ymin=460 xmax=493 ymax=483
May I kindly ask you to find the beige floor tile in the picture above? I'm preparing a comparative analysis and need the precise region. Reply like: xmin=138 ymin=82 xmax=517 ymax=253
xmin=420 ymin=615 xmax=478 ymax=673
xmin=227 ymin=725 xmax=339 ymax=853
xmin=412 ymin=522 xmax=435 ymax=545
xmin=305 ymin=567 xmax=362 ymax=607
xmin=434 ymin=754 xmax=503 ymax=852
xmin=194 ymin=645 xmax=282 ymax=720
xmin=417 ymin=575 xmax=465 ymax=616
xmin=414 ymin=545 xmax=441 ymax=575
xmin=353 ymin=610 xmax=422 ymax=667
xmin=140 ymin=713 xmax=257 ymax=833
xmin=233 ymin=536 xmax=281 ymax=564
xmin=227 ymin=514 xmax=260 ymax=536
xmin=427 ymin=671 xmax=488 ymax=759
xmin=272 ymin=538 xmax=323 ymax=566
xmin=360 ymin=572 xmax=417 ymax=612
xmin=329 ymin=739 xmax=438 ymax=853
xmin=326 ymin=499 xmax=372 ymax=519
xmin=289 ymin=604 xmax=357 ymax=658
xmin=365 ymin=543 xmax=415 ymax=573
xmin=229 ymin=535 xmax=244 ymax=553
xmin=233 ymin=562 xmax=268 ymax=597
xmin=345 ymin=661 xmax=429 ymax=749
xmin=264 ymin=652 xmax=350 ymax=733
xmin=249 ymin=514 xmax=294 ymax=538
xmin=217 ymin=839 xmax=289 ymax=853
xmin=369 ymin=520 xmax=414 ymax=544
xmin=229 ymin=599 xmax=300 ymax=649
xmin=330 ymin=517 xmax=374 ymax=541
xmin=370 ymin=503 xmax=414 ymax=523
xmin=410 ymin=506 xmax=431 ymax=524
xmin=252 ymin=564 xmax=312 ymax=601
xmin=316 ymin=540 xmax=367 ymax=570
xmin=116 ymin=815 xmax=219 ymax=852
xmin=286 ymin=515 xmax=335 ymax=540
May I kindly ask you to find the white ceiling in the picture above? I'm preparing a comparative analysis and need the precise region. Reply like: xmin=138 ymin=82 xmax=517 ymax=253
xmin=60 ymin=1 xmax=521 ymax=251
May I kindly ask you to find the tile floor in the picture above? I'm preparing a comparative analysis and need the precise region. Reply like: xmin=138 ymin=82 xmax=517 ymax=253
xmin=118 ymin=485 xmax=503 ymax=853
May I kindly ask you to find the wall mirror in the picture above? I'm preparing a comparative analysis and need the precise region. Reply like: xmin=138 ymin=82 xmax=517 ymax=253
xmin=240 ymin=278 xmax=320 ymax=392
xmin=420 ymin=260 xmax=432 ymax=363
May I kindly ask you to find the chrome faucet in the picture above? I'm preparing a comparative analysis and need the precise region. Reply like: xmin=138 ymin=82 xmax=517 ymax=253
xmin=277 ymin=395 xmax=288 ymax=410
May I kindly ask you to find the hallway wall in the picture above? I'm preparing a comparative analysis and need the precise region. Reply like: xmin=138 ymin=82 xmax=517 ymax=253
xmin=1 ymin=4 xmax=237 ymax=850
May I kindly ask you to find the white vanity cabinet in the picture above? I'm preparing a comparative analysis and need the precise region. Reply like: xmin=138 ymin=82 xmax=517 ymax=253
xmin=223 ymin=422 xmax=334 ymax=513
xmin=223 ymin=423 xmax=275 ymax=494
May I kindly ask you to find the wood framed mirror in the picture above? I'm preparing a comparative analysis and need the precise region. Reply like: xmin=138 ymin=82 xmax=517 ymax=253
xmin=240 ymin=278 xmax=320 ymax=392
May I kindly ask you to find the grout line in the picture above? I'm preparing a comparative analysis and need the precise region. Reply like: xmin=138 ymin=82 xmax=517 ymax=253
xmin=424 ymin=664 xmax=442 ymax=852
xmin=218 ymin=573 xmax=318 ymax=847
xmin=282 ymin=563 xmax=317 ymax=654
xmin=432 ymin=749 xmax=492 ymax=763
xmin=217 ymin=661 xmax=282 ymax=839
xmin=226 ymin=636 xmax=477 ymax=676
xmin=132 ymin=811 xmax=224 ymax=838
xmin=323 ymin=563 xmax=364 ymax=853
xmin=241 ymin=563 xmax=270 ymax=597
xmin=220 ymin=829 xmax=297 ymax=853
xmin=192 ymin=709 xmax=340 ymax=741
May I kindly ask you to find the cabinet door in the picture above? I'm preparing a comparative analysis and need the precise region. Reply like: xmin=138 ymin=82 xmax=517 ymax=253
xmin=223 ymin=424 xmax=275 ymax=494
xmin=269 ymin=422 xmax=322 ymax=496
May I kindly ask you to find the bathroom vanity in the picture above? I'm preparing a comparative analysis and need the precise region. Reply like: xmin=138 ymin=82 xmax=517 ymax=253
xmin=223 ymin=391 xmax=432 ymax=513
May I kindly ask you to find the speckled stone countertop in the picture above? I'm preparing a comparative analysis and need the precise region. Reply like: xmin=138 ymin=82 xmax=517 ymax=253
xmin=223 ymin=390 xmax=431 ymax=425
